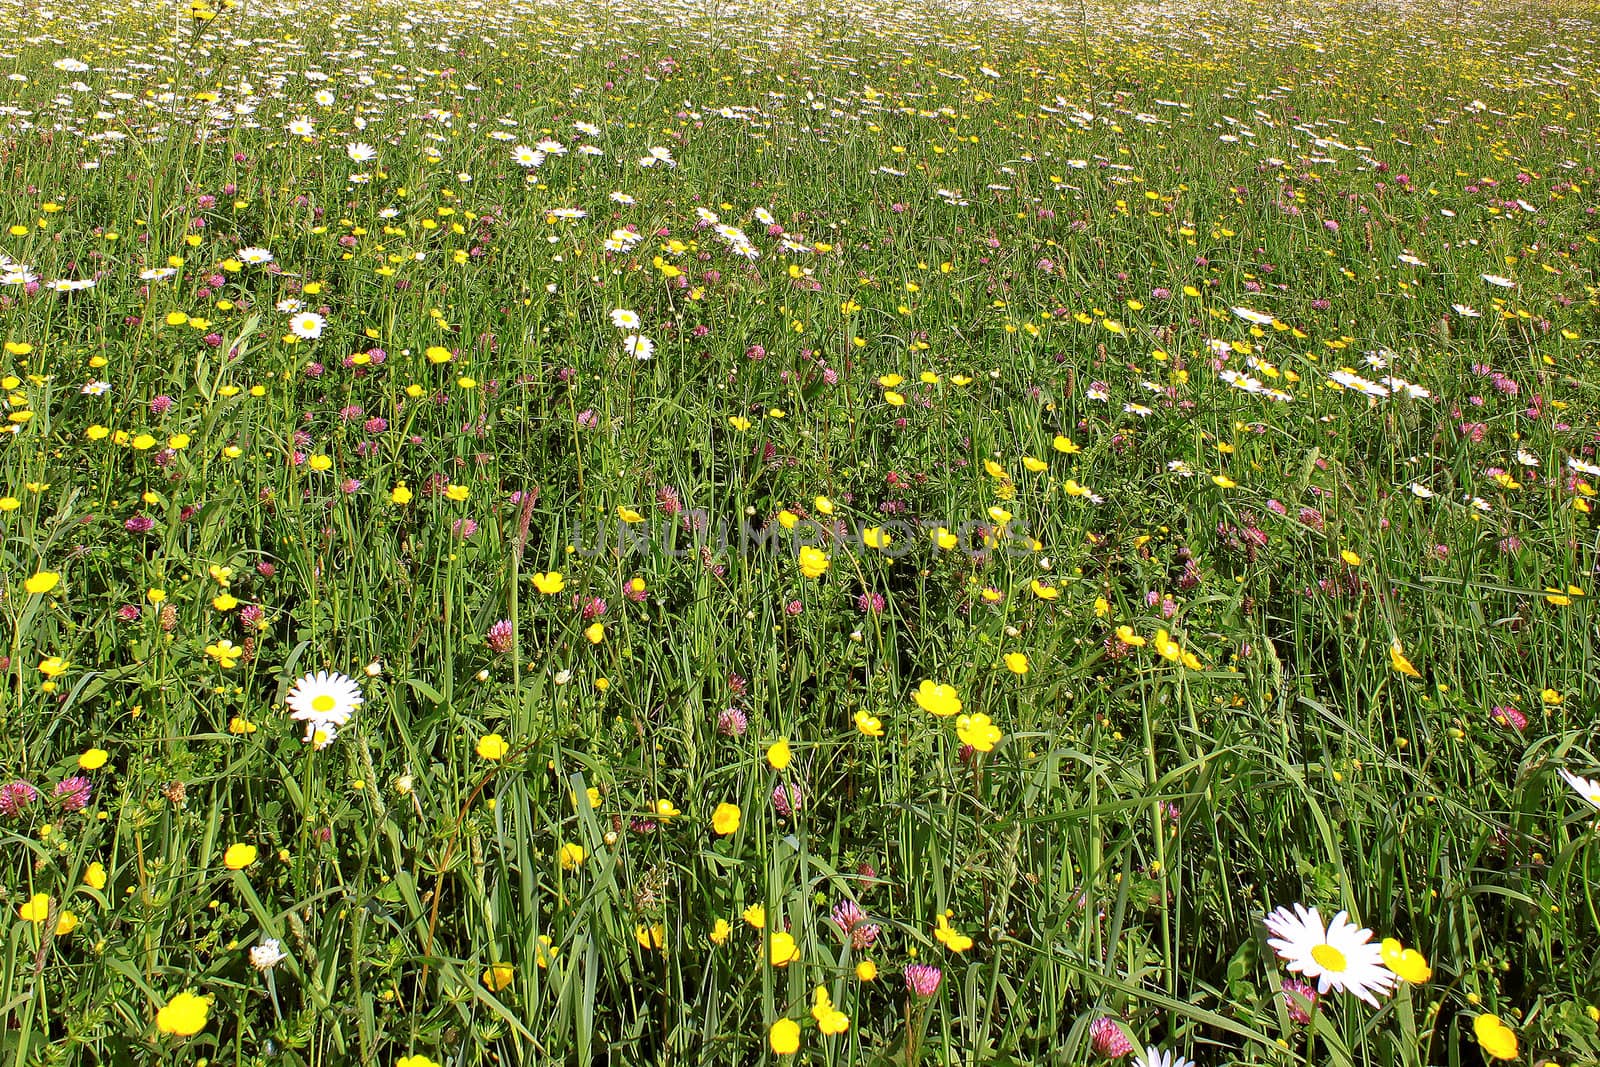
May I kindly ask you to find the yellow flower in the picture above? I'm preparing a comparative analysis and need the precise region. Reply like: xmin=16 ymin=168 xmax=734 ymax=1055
xmin=777 ymin=510 xmax=799 ymax=529
xmin=956 ymin=713 xmax=1003 ymax=753
xmin=932 ymin=526 xmax=959 ymax=550
xmin=862 ymin=526 xmax=892 ymax=549
xmin=532 ymin=571 xmax=565 ymax=594
xmin=743 ymin=903 xmax=767 ymax=928
xmin=654 ymin=798 xmax=681 ymax=819
xmin=204 ymin=640 xmax=241 ymax=669
xmin=38 ymin=656 xmax=69 ymax=679
xmin=913 ymin=681 xmax=962 ymax=717
xmin=425 ymin=345 xmax=453 ymax=364
xmin=617 ymin=505 xmax=644 ymax=523
xmin=53 ymin=910 xmax=78 ymax=936
xmin=728 ymin=416 xmax=751 ymax=431
xmin=482 ymin=963 xmax=514 ymax=991
xmin=811 ymin=986 xmax=851 ymax=1034
xmin=1474 ymin=1014 xmax=1518 ymax=1061
xmin=1053 ymin=435 xmax=1081 ymax=454
xmin=634 ymin=924 xmax=665 ymax=950
xmin=84 ymin=862 xmax=107 ymax=890
xmin=709 ymin=918 xmax=732 ymax=946
xmin=78 ymin=748 xmax=109 ymax=770
xmin=389 ymin=484 xmax=413 ymax=505
xmin=712 ymin=802 xmax=742 ymax=836
xmin=934 ymin=913 xmax=974 ymax=952
xmin=1211 ymin=474 xmax=1238 ymax=489
xmin=1116 ymin=625 xmax=1146 ymax=647
xmin=1029 ymin=579 xmax=1060 ymax=600
xmin=1022 ymin=456 xmax=1048 ymax=473
xmin=1543 ymin=688 xmax=1564 ymax=706
xmin=535 ymin=934 xmax=558 ymax=968
xmin=856 ymin=959 xmax=878 ymax=981
xmin=767 ymin=738 xmax=792 ymax=771
xmin=1340 ymin=549 xmax=1362 ymax=567
xmin=769 ymin=930 xmax=800 ymax=966
xmin=18 ymin=893 xmax=51 ymax=923
xmin=583 ymin=622 xmax=605 ymax=644
xmin=1389 ymin=640 xmax=1422 ymax=679
xmin=798 ymin=546 xmax=830 ymax=579
xmin=444 ymin=484 xmax=469 ymax=502
xmin=212 ymin=593 xmax=239 ymax=611
xmin=854 ymin=710 xmax=884 ymax=737
xmin=155 ymin=991 xmax=210 ymax=1037
xmin=769 ymin=1018 xmax=801 ymax=1055
xmin=1003 ymin=652 xmax=1029 ymax=675
xmin=223 ymin=844 xmax=258 ymax=870
xmin=1379 ymin=938 xmax=1432 ymax=983
xmin=476 ymin=734 xmax=510 ymax=761
xmin=813 ymin=495 xmax=835 ymax=516
xmin=24 ymin=571 xmax=60 ymax=595
xmin=396 ymin=1057 xmax=442 ymax=1067
xmin=558 ymin=842 xmax=587 ymax=870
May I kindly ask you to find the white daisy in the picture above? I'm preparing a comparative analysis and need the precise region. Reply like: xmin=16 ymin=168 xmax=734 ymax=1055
xmin=287 ymin=117 xmax=315 ymax=137
xmin=623 ymin=334 xmax=654 ymax=361
xmin=610 ymin=309 xmax=641 ymax=329
xmin=237 ymin=246 xmax=274 ymax=265
xmin=1559 ymin=769 xmax=1600 ymax=810
xmin=289 ymin=312 xmax=325 ymax=340
xmin=1131 ymin=1047 xmax=1193 ymax=1067
xmin=314 ymin=89 xmax=334 ymax=107
xmin=1481 ymin=273 xmax=1515 ymax=288
xmin=250 ymin=938 xmax=287 ymax=971
xmin=511 ymin=145 xmax=543 ymax=168
xmin=286 ymin=670 xmax=363 ymax=730
xmin=1264 ymin=904 xmax=1395 ymax=1006
xmin=1452 ymin=303 xmax=1481 ymax=317
xmin=81 ymin=381 xmax=110 ymax=396
xmin=1231 ymin=306 xmax=1274 ymax=326
xmin=609 ymin=192 xmax=637 ymax=205
xmin=346 ymin=141 xmax=377 ymax=163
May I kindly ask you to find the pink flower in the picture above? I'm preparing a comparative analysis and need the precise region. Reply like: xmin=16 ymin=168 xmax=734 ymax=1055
xmin=486 ymin=619 xmax=515 ymax=654
xmin=904 ymin=964 xmax=942 ymax=997
xmin=1282 ymin=978 xmax=1318 ymax=1024
xmin=1090 ymin=1016 xmax=1135 ymax=1059
xmin=716 ymin=707 xmax=748 ymax=737
xmin=53 ymin=776 xmax=91 ymax=813
xmin=772 ymin=782 xmax=804 ymax=818
xmin=1490 ymin=705 xmax=1526 ymax=731
xmin=0 ymin=780 xmax=40 ymax=818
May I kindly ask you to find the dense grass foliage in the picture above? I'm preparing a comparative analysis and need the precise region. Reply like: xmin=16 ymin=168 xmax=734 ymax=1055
xmin=3 ymin=0 xmax=1600 ymax=1062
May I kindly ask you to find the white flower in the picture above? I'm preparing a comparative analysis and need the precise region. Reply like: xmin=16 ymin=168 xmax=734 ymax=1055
xmin=1231 ymin=306 xmax=1274 ymax=326
xmin=1516 ymin=449 xmax=1540 ymax=468
xmin=314 ymin=89 xmax=334 ymax=107
xmin=81 ymin=381 xmax=110 ymax=396
xmin=237 ymin=246 xmax=274 ymax=265
xmin=52 ymin=58 xmax=89 ymax=73
xmin=289 ymin=312 xmax=325 ymax=340
xmin=1567 ymin=457 xmax=1600 ymax=477
xmin=250 ymin=938 xmax=287 ymax=971
xmin=346 ymin=141 xmax=376 ymax=163
xmin=1131 ymin=1047 xmax=1193 ymax=1067
xmin=287 ymin=117 xmax=315 ymax=137
xmin=139 ymin=267 xmax=178 ymax=281
xmin=1559 ymin=769 xmax=1600 ymax=810
xmin=609 ymin=309 xmax=640 ymax=330
xmin=511 ymin=145 xmax=544 ymax=168
xmin=1408 ymin=482 xmax=1435 ymax=499
xmin=1452 ymin=303 xmax=1481 ymax=318
xmin=622 ymin=335 xmax=654 ymax=361
xmin=286 ymin=670 xmax=362 ymax=732
xmin=1264 ymin=904 xmax=1396 ymax=1006
xmin=1481 ymin=273 xmax=1515 ymax=288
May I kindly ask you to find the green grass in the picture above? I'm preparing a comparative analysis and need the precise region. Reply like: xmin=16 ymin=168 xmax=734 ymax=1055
xmin=2 ymin=0 xmax=1600 ymax=1062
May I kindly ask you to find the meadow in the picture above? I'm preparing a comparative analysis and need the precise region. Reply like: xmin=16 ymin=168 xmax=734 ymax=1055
xmin=2 ymin=0 xmax=1600 ymax=1061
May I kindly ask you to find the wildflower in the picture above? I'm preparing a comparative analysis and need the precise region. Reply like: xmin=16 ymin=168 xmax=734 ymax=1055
xmin=654 ymin=798 xmax=681 ymax=819
xmin=532 ymin=571 xmax=565 ymax=594
xmin=1263 ymin=904 xmax=1395 ymax=1005
xmin=37 ymin=656 xmax=69 ymax=678
xmin=798 ymin=546 xmax=830 ymax=579
xmin=583 ymin=622 xmax=605 ymax=643
xmin=856 ymin=960 xmax=878 ymax=981
xmin=482 ymin=964 xmax=514 ymax=992
xmin=24 ymin=571 xmax=60 ymax=594
xmin=1474 ymin=1014 xmax=1518 ymax=1060
xmin=811 ymin=986 xmax=850 ymax=1035
xmin=710 ymin=918 xmax=732 ymax=945
xmin=204 ymin=641 xmax=241 ymax=669
xmin=769 ymin=1018 xmax=801 ymax=1055
xmin=767 ymin=738 xmax=792 ymax=770
xmin=476 ymin=734 xmax=510 ymax=761
xmin=1091 ymin=1016 xmax=1135 ymax=1058
xmin=1003 ymin=652 xmax=1030 ymax=674
xmin=486 ymin=619 xmax=515 ymax=654
xmin=769 ymin=930 xmax=800 ymax=966
xmin=956 ymin=713 xmax=1002 ymax=752
xmin=1130 ymin=1047 xmax=1194 ymax=1067
xmin=83 ymin=862 xmax=107 ymax=890
xmin=250 ymin=938 xmax=287 ymax=972
xmin=1389 ymin=640 xmax=1421 ymax=678
xmin=559 ymin=842 xmax=587 ymax=870
xmin=743 ymin=904 xmax=767 ymax=928
xmin=712 ymin=802 xmax=741 ymax=836
xmin=1379 ymin=938 xmax=1431 ymax=983
xmin=772 ymin=782 xmax=804 ymax=817
xmin=223 ymin=843 xmax=258 ymax=869
xmin=635 ymin=924 xmax=665 ymax=949
xmin=155 ymin=991 xmax=210 ymax=1037
xmin=1559 ymin=769 xmax=1600 ymax=809
xmin=286 ymin=671 xmax=362 ymax=739
xmin=854 ymin=710 xmax=884 ymax=737
xmin=904 ymin=963 xmax=943 ymax=997
xmin=912 ymin=681 xmax=961 ymax=717
xmin=0 ymin=780 xmax=40 ymax=816
xmin=17 ymin=893 xmax=51 ymax=922
xmin=51 ymin=776 xmax=90 ymax=812
xmin=1281 ymin=978 xmax=1318 ymax=1023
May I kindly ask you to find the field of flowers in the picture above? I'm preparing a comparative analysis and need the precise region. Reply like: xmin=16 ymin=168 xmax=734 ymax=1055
xmin=3 ymin=0 xmax=1600 ymax=1061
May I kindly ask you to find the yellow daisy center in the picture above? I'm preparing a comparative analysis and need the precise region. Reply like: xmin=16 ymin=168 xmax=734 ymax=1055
xmin=312 ymin=694 xmax=336 ymax=713
xmin=1311 ymin=944 xmax=1347 ymax=972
